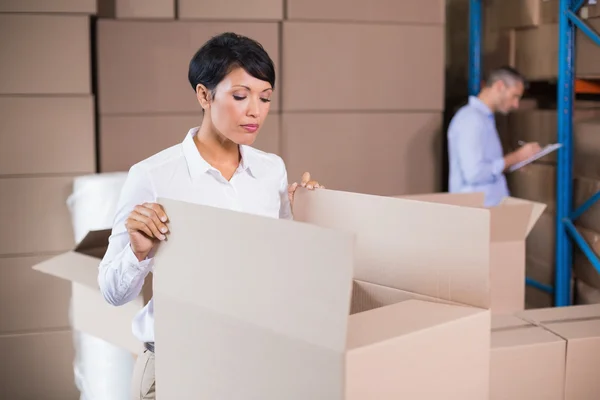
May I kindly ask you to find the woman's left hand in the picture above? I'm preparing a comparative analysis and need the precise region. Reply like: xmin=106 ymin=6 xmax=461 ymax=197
xmin=288 ymin=172 xmax=323 ymax=208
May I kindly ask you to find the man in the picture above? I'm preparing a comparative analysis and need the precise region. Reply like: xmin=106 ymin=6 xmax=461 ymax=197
xmin=447 ymin=66 xmax=541 ymax=206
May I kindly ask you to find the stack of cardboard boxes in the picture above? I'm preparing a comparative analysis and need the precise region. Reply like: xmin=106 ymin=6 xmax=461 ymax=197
xmin=96 ymin=0 xmax=281 ymax=172
xmin=0 ymin=1 xmax=97 ymax=398
xmin=97 ymin=0 xmax=446 ymax=196
xmin=34 ymin=187 xmax=600 ymax=398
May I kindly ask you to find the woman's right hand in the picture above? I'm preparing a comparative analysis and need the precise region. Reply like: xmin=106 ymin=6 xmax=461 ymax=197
xmin=125 ymin=203 xmax=169 ymax=262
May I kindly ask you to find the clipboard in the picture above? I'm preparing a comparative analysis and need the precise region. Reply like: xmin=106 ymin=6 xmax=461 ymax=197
xmin=507 ymin=143 xmax=563 ymax=172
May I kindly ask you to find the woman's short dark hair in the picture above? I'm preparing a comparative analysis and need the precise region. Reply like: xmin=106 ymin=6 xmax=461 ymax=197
xmin=188 ymin=32 xmax=276 ymax=94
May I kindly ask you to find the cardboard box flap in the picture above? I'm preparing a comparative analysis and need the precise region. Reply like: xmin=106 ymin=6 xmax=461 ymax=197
xmin=491 ymin=324 xmax=564 ymax=349
xmin=491 ymin=315 xmax=531 ymax=331
xmin=545 ymin=318 xmax=600 ymax=340
xmin=489 ymin=203 xmax=535 ymax=242
xmin=74 ymin=229 xmax=111 ymax=257
xmin=293 ymin=189 xmax=491 ymax=309
xmin=396 ymin=192 xmax=485 ymax=207
xmin=153 ymin=197 xmax=355 ymax=352
xmin=347 ymin=299 xmax=484 ymax=350
xmin=32 ymin=251 xmax=100 ymax=290
xmin=499 ymin=197 xmax=546 ymax=236
xmin=518 ymin=304 xmax=600 ymax=324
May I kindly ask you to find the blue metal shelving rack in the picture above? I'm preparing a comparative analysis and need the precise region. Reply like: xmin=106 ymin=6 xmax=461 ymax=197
xmin=468 ymin=0 xmax=600 ymax=307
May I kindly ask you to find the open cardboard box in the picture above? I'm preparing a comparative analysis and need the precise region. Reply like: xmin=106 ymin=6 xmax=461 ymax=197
xmin=490 ymin=314 xmax=565 ymax=400
xmin=396 ymin=192 xmax=546 ymax=314
xmin=517 ymin=304 xmax=600 ymax=400
xmin=31 ymin=230 xmax=152 ymax=354
xmin=152 ymin=190 xmax=494 ymax=399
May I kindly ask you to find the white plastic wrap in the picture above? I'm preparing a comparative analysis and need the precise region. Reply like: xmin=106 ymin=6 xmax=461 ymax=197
xmin=66 ymin=172 xmax=135 ymax=400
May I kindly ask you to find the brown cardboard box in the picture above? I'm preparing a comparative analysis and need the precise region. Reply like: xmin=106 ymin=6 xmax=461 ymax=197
xmin=484 ymin=30 xmax=516 ymax=75
xmin=574 ymin=118 xmax=600 ymax=179
xmin=489 ymin=0 xmax=558 ymax=30
xmin=0 ymin=96 xmax=95 ymax=175
xmin=97 ymin=20 xmax=280 ymax=114
xmin=515 ymin=24 xmax=558 ymax=80
xmin=504 ymin=107 xmax=600 ymax=163
xmin=574 ymin=176 xmax=600 ymax=232
xmin=0 ymin=255 xmax=70 ymax=334
xmin=490 ymin=314 xmax=565 ymax=400
xmin=33 ymin=230 xmax=151 ymax=354
xmin=518 ymin=304 xmax=600 ymax=400
xmin=507 ymin=163 xmax=556 ymax=213
xmin=100 ymin=113 xmax=281 ymax=172
xmin=178 ymin=0 xmax=283 ymax=20
xmin=282 ymin=22 xmax=444 ymax=111
xmin=281 ymin=112 xmax=442 ymax=196
xmin=399 ymin=193 xmax=545 ymax=314
xmin=0 ymin=177 xmax=75 ymax=255
xmin=0 ymin=14 xmax=91 ymax=95
xmin=525 ymin=257 xmax=554 ymax=308
xmin=0 ymin=0 xmax=96 ymax=13
xmin=575 ymin=279 xmax=600 ymax=305
xmin=286 ymin=0 xmax=444 ymax=24
xmin=573 ymin=226 xmax=600 ymax=290
xmin=580 ymin=3 xmax=600 ymax=20
xmin=526 ymin=211 xmax=555 ymax=267
xmin=98 ymin=0 xmax=175 ymax=18
xmin=576 ymin=18 xmax=600 ymax=78
xmin=0 ymin=330 xmax=78 ymax=399
xmin=152 ymin=194 xmax=491 ymax=398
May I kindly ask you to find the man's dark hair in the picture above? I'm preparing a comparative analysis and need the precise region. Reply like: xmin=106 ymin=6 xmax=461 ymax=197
xmin=188 ymin=32 xmax=275 ymax=95
xmin=484 ymin=66 xmax=527 ymax=89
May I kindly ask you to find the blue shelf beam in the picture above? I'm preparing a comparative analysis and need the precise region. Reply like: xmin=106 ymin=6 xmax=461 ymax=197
xmin=468 ymin=0 xmax=482 ymax=96
xmin=567 ymin=11 xmax=600 ymax=46
xmin=526 ymin=277 xmax=555 ymax=295
xmin=555 ymin=0 xmax=576 ymax=307
xmin=571 ymin=190 xmax=600 ymax=221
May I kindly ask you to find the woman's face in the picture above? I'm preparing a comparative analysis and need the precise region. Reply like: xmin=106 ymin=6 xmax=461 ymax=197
xmin=201 ymin=67 xmax=273 ymax=145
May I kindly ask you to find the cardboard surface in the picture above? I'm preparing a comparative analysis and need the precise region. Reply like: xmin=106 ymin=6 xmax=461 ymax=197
xmin=490 ymin=314 xmax=565 ymax=400
xmin=394 ymin=192 xmax=545 ymax=313
xmin=281 ymin=112 xmax=442 ymax=196
xmin=0 ymin=14 xmax=91 ymax=94
xmin=286 ymin=0 xmax=445 ymax=24
xmin=293 ymin=189 xmax=491 ymax=309
xmin=0 ymin=0 xmax=96 ymax=13
xmin=282 ymin=22 xmax=444 ymax=111
xmin=97 ymin=20 xmax=279 ymax=114
xmin=526 ymin=211 xmax=555 ymax=268
xmin=507 ymin=163 xmax=556 ymax=214
xmin=576 ymin=18 xmax=600 ymax=78
xmin=490 ymin=0 xmax=558 ymax=30
xmin=574 ymin=118 xmax=600 ymax=180
xmin=153 ymin=196 xmax=491 ymax=399
xmin=100 ymin=113 xmax=280 ymax=172
xmin=98 ymin=0 xmax=175 ymax=18
xmin=518 ymin=305 xmax=600 ymax=400
xmin=32 ymin=229 xmax=148 ymax=354
xmin=0 ymin=330 xmax=78 ymax=399
xmin=178 ymin=0 xmax=283 ymax=20
xmin=0 ymin=255 xmax=70 ymax=334
xmin=0 ymin=96 xmax=95 ymax=175
xmin=0 ymin=177 xmax=75 ymax=255
xmin=515 ymin=24 xmax=558 ymax=80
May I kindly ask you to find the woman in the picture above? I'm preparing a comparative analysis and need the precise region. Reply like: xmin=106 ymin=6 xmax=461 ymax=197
xmin=97 ymin=32 xmax=322 ymax=400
